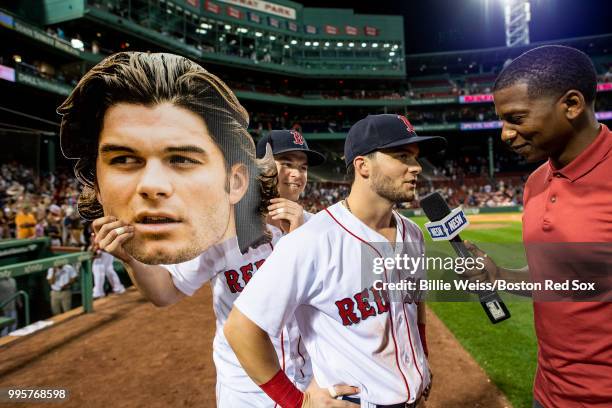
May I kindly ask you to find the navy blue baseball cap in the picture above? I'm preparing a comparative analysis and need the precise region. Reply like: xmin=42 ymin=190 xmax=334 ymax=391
xmin=344 ymin=114 xmax=447 ymax=167
xmin=256 ymin=130 xmax=325 ymax=166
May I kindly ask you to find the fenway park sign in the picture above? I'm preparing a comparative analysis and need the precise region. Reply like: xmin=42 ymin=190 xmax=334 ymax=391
xmin=217 ymin=0 xmax=296 ymax=20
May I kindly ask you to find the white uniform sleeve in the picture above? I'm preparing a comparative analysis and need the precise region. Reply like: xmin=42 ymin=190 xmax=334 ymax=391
xmin=67 ymin=265 xmax=77 ymax=279
xmin=161 ymin=237 xmax=232 ymax=296
xmin=234 ymin=230 xmax=318 ymax=338
xmin=46 ymin=268 xmax=53 ymax=279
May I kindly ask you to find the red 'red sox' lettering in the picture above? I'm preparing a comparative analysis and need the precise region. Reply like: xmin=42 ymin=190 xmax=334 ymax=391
xmin=336 ymin=286 xmax=390 ymax=326
xmin=225 ymin=258 xmax=266 ymax=293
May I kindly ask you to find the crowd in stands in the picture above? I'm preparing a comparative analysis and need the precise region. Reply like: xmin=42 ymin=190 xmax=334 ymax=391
xmin=249 ymin=92 xmax=611 ymax=134
xmin=301 ymin=176 xmax=525 ymax=213
xmin=0 ymin=161 xmax=527 ymax=244
xmin=0 ymin=163 xmax=89 ymax=248
xmin=408 ymin=70 xmax=612 ymax=100
xmin=413 ymin=178 xmax=524 ymax=209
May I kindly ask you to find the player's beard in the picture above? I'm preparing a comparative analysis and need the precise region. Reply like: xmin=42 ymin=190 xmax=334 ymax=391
xmin=370 ymin=171 xmax=414 ymax=204
xmin=124 ymin=235 xmax=202 ymax=265
xmin=124 ymin=198 xmax=232 ymax=265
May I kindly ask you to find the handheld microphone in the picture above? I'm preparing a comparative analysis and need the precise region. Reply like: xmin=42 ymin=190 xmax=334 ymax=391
xmin=420 ymin=192 xmax=511 ymax=324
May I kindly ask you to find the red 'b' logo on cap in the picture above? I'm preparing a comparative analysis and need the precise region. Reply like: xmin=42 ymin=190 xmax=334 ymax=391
xmin=291 ymin=131 xmax=305 ymax=145
xmin=397 ymin=115 xmax=414 ymax=133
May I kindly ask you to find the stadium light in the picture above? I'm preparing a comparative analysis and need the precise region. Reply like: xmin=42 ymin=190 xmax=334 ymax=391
xmin=305 ymin=41 xmax=311 ymax=46
xmin=383 ymin=43 xmax=390 ymax=48
xmin=372 ymin=43 xmax=379 ymax=48
xmin=284 ymin=44 xmax=290 ymax=49
xmin=502 ymin=0 xmax=531 ymax=47
xmin=361 ymin=42 xmax=367 ymax=48
xmin=255 ymin=32 xmax=263 ymax=37
xmin=324 ymin=42 xmax=330 ymax=47
xmin=337 ymin=42 xmax=343 ymax=47
xmin=269 ymin=35 xmax=276 ymax=41
xmin=224 ymin=24 xmax=232 ymax=31
xmin=392 ymin=44 xmax=399 ymax=50
xmin=13 ymin=55 xmax=22 ymax=63
xmin=348 ymin=42 xmax=354 ymax=47
xmin=290 ymin=39 xmax=298 ymax=45
xmin=313 ymin=41 xmax=319 ymax=46
xmin=389 ymin=51 xmax=395 ymax=56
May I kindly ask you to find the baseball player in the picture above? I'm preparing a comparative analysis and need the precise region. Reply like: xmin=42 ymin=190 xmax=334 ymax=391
xmin=224 ymin=114 xmax=447 ymax=408
xmin=94 ymin=130 xmax=326 ymax=407
xmin=256 ymin=130 xmax=325 ymax=232
xmin=91 ymin=245 xmax=126 ymax=299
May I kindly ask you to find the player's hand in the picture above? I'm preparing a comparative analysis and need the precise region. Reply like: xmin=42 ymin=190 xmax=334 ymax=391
xmin=301 ymin=381 xmax=360 ymax=407
xmin=92 ymin=216 xmax=135 ymax=264
xmin=268 ymin=198 xmax=305 ymax=233
xmin=462 ymin=240 xmax=499 ymax=284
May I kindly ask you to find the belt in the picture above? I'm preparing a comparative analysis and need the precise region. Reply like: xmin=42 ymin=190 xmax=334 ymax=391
xmin=341 ymin=396 xmax=418 ymax=408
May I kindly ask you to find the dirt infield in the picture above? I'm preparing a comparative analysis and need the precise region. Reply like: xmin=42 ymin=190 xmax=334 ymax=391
xmin=0 ymin=287 xmax=511 ymax=408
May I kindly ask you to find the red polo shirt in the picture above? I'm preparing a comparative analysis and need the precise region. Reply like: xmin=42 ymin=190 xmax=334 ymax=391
xmin=522 ymin=124 xmax=612 ymax=407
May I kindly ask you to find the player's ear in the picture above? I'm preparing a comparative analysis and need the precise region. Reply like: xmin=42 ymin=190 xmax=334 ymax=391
xmin=560 ymin=89 xmax=586 ymax=121
xmin=354 ymin=156 xmax=371 ymax=180
xmin=228 ymin=163 xmax=249 ymax=205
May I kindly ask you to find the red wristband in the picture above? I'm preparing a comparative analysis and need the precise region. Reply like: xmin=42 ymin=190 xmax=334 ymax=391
xmin=418 ymin=323 xmax=428 ymax=357
xmin=260 ymin=369 xmax=303 ymax=408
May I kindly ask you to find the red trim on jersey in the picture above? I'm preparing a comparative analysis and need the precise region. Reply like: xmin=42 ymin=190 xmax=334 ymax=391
xmin=324 ymin=207 xmax=412 ymax=401
xmin=395 ymin=212 xmax=406 ymax=241
xmin=397 ymin=215 xmax=425 ymax=386
xmin=402 ymin=302 xmax=424 ymax=384
xmin=297 ymin=336 xmax=306 ymax=379
xmin=281 ymin=329 xmax=286 ymax=371
xmin=273 ymin=329 xmax=287 ymax=408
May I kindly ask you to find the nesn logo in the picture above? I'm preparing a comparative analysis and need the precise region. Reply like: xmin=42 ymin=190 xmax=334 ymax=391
xmin=428 ymin=225 xmax=446 ymax=238
xmin=444 ymin=212 xmax=467 ymax=235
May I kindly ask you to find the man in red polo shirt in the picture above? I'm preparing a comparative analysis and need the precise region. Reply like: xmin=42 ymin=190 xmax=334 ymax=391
xmin=464 ymin=45 xmax=612 ymax=407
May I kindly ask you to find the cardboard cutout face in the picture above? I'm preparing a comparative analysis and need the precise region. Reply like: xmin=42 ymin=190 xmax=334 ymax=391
xmin=94 ymin=103 xmax=246 ymax=264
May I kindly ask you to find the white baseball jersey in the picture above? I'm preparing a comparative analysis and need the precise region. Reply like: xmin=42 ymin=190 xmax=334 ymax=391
xmin=234 ymin=202 xmax=430 ymax=406
xmin=93 ymin=251 xmax=125 ymax=297
xmin=162 ymin=219 xmax=313 ymax=397
xmin=46 ymin=264 xmax=77 ymax=292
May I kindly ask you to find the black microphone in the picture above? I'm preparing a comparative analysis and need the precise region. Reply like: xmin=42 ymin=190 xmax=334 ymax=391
xmin=420 ymin=192 xmax=511 ymax=324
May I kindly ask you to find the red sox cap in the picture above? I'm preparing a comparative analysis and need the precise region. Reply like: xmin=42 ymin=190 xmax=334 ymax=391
xmin=256 ymin=130 xmax=326 ymax=166
xmin=344 ymin=114 xmax=447 ymax=167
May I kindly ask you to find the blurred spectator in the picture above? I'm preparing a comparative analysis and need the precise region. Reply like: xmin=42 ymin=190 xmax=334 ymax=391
xmin=92 ymin=248 xmax=125 ymax=299
xmin=0 ymin=208 xmax=10 ymax=239
xmin=63 ymin=207 xmax=85 ymax=247
xmin=44 ymin=204 xmax=63 ymax=246
xmin=15 ymin=203 xmax=37 ymax=239
xmin=0 ymin=277 xmax=18 ymax=336
xmin=46 ymin=264 xmax=78 ymax=316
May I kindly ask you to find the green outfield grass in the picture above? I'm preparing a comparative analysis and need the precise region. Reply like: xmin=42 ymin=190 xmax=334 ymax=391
xmin=410 ymin=214 xmax=537 ymax=408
